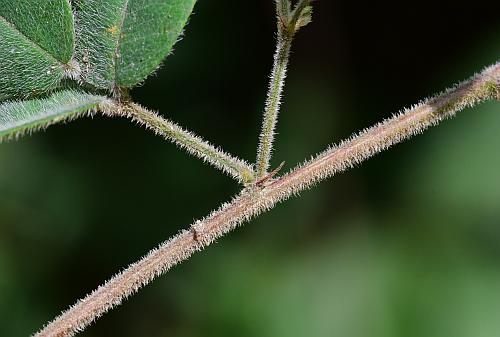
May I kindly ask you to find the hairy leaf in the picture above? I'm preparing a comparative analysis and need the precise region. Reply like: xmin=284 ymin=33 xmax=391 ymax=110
xmin=75 ymin=0 xmax=196 ymax=91
xmin=0 ymin=90 xmax=106 ymax=142
xmin=0 ymin=0 xmax=76 ymax=100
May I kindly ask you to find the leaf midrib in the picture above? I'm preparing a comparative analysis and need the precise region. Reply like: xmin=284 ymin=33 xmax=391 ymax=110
xmin=0 ymin=15 xmax=64 ymax=66
xmin=112 ymin=0 xmax=131 ymax=91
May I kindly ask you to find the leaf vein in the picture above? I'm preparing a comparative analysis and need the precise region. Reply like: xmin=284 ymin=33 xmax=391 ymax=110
xmin=111 ymin=0 xmax=131 ymax=93
xmin=0 ymin=15 xmax=62 ymax=66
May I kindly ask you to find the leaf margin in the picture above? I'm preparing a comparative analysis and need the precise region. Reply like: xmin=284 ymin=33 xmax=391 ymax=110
xmin=0 ymin=90 xmax=108 ymax=142
xmin=74 ymin=0 xmax=197 ymax=92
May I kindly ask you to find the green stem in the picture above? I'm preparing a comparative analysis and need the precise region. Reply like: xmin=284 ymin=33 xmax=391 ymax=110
xmin=104 ymin=102 xmax=255 ymax=184
xmin=255 ymin=0 xmax=312 ymax=179
xmin=255 ymin=19 xmax=293 ymax=178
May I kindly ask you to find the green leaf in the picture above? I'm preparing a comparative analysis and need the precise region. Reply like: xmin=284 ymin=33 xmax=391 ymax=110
xmin=75 ymin=0 xmax=197 ymax=91
xmin=0 ymin=90 xmax=106 ymax=142
xmin=0 ymin=0 xmax=76 ymax=100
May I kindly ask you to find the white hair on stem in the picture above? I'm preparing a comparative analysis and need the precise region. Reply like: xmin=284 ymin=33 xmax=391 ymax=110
xmin=35 ymin=62 xmax=499 ymax=337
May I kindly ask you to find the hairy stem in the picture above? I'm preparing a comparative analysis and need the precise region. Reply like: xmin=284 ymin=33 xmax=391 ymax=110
xmin=102 ymin=101 xmax=255 ymax=184
xmin=256 ymin=0 xmax=313 ymax=178
xmin=35 ymin=63 xmax=499 ymax=337
xmin=255 ymin=6 xmax=294 ymax=178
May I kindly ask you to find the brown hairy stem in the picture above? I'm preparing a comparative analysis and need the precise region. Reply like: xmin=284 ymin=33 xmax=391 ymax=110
xmin=35 ymin=63 xmax=499 ymax=337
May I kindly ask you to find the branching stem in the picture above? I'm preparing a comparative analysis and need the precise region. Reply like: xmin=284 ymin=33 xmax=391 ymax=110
xmin=255 ymin=0 xmax=312 ymax=178
xmin=255 ymin=29 xmax=292 ymax=178
xmin=35 ymin=62 xmax=499 ymax=337
xmin=102 ymin=101 xmax=255 ymax=184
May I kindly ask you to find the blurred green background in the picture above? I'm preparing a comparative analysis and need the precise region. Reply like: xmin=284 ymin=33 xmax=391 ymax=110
xmin=1 ymin=1 xmax=500 ymax=336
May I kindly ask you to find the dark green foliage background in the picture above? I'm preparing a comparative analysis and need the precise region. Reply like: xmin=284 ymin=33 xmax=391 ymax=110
xmin=1 ymin=1 xmax=499 ymax=336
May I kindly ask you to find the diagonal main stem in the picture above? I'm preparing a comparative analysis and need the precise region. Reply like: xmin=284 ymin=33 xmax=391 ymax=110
xmin=102 ymin=102 xmax=255 ymax=184
xmin=35 ymin=63 xmax=499 ymax=337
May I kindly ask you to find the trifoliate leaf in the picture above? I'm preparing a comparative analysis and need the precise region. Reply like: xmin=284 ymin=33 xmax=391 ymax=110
xmin=0 ymin=90 xmax=107 ymax=142
xmin=0 ymin=0 xmax=76 ymax=100
xmin=74 ymin=0 xmax=197 ymax=91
